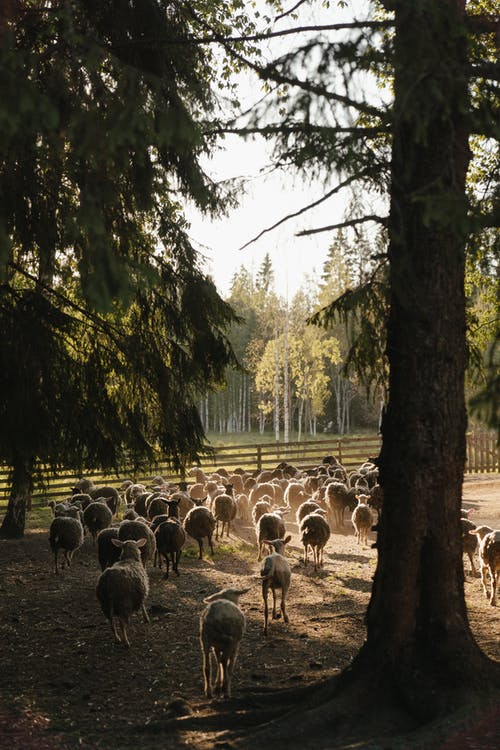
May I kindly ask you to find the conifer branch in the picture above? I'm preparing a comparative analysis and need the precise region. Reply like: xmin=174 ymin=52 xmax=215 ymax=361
xmin=238 ymin=170 xmax=379 ymax=251
xmin=297 ymin=215 xmax=388 ymax=236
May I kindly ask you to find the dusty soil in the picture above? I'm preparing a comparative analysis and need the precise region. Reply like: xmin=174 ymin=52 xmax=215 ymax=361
xmin=0 ymin=475 xmax=499 ymax=750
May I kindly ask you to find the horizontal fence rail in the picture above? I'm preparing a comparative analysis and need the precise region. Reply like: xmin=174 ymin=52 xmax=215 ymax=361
xmin=0 ymin=431 xmax=497 ymax=509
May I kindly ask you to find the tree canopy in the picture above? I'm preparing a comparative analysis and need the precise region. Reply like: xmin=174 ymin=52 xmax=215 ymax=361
xmin=0 ymin=0 xmax=255 ymax=536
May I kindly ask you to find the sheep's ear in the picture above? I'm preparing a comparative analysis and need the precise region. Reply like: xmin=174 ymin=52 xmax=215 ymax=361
xmin=283 ymin=534 xmax=292 ymax=545
xmin=203 ymin=591 xmax=221 ymax=603
xmin=235 ymin=587 xmax=251 ymax=596
xmin=111 ymin=539 xmax=124 ymax=548
xmin=136 ymin=538 xmax=147 ymax=548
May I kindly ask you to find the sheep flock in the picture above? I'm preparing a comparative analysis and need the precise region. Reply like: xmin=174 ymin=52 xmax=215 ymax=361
xmin=44 ymin=458 xmax=498 ymax=700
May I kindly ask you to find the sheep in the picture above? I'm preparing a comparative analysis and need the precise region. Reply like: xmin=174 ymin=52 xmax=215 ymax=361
xmin=154 ymin=518 xmax=186 ymax=578
xmin=284 ymin=481 xmax=310 ymax=511
xmin=122 ymin=506 xmax=139 ymax=521
xmin=255 ymin=508 xmax=289 ymax=561
xmin=118 ymin=519 xmax=156 ymax=568
xmin=213 ymin=493 xmax=237 ymax=540
xmin=469 ymin=526 xmax=500 ymax=605
xmin=72 ymin=478 xmax=95 ymax=495
xmin=325 ymin=482 xmax=358 ymax=529
xmin=260 ymin=535 xmax=292 ymax=636
xmin=97 ymin=527 xmax=121 ymax=571
xmin=125 ymin=483 xmax=147 ymax=505
xmin=461 ymin=518 xmax=477 ymax=575
xmin=189 ymin=482 xmax=207 ymax=501
xmin=296 ymin=500 xmax=323 ymax=527
xmin=367 ymin=484 xmax=384 ymax=516
xmin=299 ymin=511 xmax=331 ymax=570
xmin=49 ymin=515 xmax=84 ymax=575
xmin=251 ymin=497 xmax=273 ymax=526
xmin=183 ymin=506 xmax=216 ymax=559
xmin=351 ymin=495 xmax=373 ymax=546
xmin=89 ymin=486 xmax=120 ymax=515
xmin=147 ymin=494 xmax=169 ymax=520
xmin=48 ymin=500 xmax=84 ymax=519
xmin=249 ymin=482 xmax=276 ymax=507
xmin=203 ymin=481 xmax=225 ymax=510
xmin=235 ymin=493 xmax=250 ymax=522
xmin=199 ymin=587 xmax=249 ymax=699
xmin=134 ymin=491 xmax=153 ymax=518
xmin=83 ymin=500 xmax=113 ymax=542
xmin=96 ymin=538 xmax=150 ymax=646
xmin=168 ymin=491 xmax=195 ymax=520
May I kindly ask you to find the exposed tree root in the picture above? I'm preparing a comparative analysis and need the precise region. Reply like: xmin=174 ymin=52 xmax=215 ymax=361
xmin=156 ymin=651 xmax=500 ymax=750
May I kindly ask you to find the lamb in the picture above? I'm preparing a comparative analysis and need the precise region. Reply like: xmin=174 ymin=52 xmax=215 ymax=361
xmin=83 ymin=500 xmax=113 ymax=542
xmin=118 ymin=519 xmax=156 ymax=568
xmin=199 ymin=587 xmax=249 ymax=699
xmin=154 ymin=518 xmax=186 ymax=578
xmin=469 ymin=526 xmax=500 ymax=605
xmin=97 ymin=527 xmax=121 ymax=571
xmin=49 ymin=515 xmax=84 ymax=575
xmin=461 ymin=518 xmax=477 ymax=575
xmin=255 ymin=508 xmax=289 ymax=561
xmin=260 ymin=535 xmax=292 ymax=636
xmin=183 ymin=505 xmax=216 ymax=559
xmin=351 ymin=495 xmax=373 ymax=546
xmin=96 ymin=538 xmax=150 ymax=646
xmin=213 ymin=493 xmax=237 ymax=540
xmin=299 ymin=511 xmax=331 ymax=570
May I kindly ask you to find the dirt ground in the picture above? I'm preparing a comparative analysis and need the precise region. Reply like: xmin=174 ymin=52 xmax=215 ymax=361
xmin=0 ymin=475 xmax=499 ymax=750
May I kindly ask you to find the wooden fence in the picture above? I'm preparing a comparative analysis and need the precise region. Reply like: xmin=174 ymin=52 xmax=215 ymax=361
xmin=0 ymin=431 xmax=498 ymax=509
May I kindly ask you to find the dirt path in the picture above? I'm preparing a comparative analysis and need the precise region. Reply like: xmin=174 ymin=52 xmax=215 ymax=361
xmin=0 ymin=477 xmax=498 ymax=749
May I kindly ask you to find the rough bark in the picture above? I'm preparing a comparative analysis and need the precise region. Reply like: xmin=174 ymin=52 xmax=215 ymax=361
xmin=0 ymin=459 xmax=34 ymax=538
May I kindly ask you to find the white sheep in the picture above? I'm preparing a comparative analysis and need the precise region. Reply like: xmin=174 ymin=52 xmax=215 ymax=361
xmin=351 ymin=495 xmax=373 ymax=546
xmin=255 ymin=508 xmax=289 ymax=561
xmin=96 ymin=538 xmax=150 ymax=647
xmin=469 ymin=526 xmax=499 ymax=605
xmin=199 ymin=587 xmax=249 ymax=699
xmin=213 ymin=493 xmax=237 ymax=539
xmin=260 ymin=535 xmax=292 ymax=636
xmin=299 ymin=511 xmax=330 ymax=570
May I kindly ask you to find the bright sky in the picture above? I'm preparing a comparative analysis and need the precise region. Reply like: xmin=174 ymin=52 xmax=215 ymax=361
xmin=183 ymin=0 xmax=379 ymax=300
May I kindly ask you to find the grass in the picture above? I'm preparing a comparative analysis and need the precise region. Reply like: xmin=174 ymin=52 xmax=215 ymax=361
xmin=204 ymin=429 xmax=376 ymax=447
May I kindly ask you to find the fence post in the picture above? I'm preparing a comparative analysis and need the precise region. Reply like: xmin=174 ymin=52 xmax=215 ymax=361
xmin=257 ymin=446 xmax=262 ymax=472
xmin=337 ymin=439 xmax=343 ymax=464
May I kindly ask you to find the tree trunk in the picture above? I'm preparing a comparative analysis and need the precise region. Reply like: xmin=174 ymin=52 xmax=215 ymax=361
xmin=214 ymin=3 xmax=500 ymax=748
xmin=0 ymin=458 xmax=34 ymax=538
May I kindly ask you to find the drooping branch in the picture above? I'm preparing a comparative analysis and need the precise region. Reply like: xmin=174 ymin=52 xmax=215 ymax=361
xmin=238 ymin=169 xmax=380 ymax=250
xmin=297 ymin=214 xmax=389 ymax=236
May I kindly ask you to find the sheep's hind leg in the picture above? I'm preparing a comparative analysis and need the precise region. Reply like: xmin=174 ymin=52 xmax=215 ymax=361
xmin=272 ymin=588 xmax=280 ymax=619
xmin=202 ymin=645 xmax=212 ymax=698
